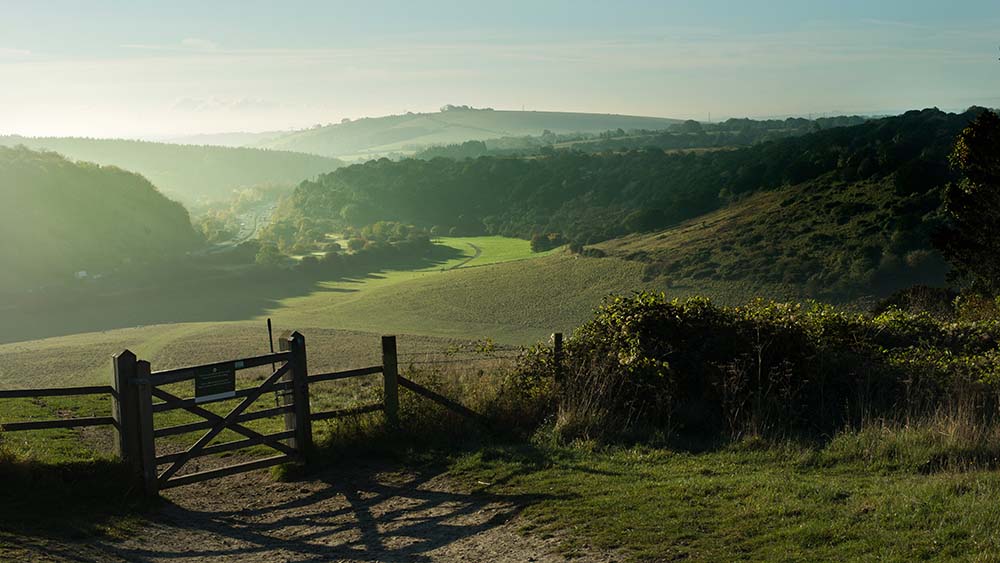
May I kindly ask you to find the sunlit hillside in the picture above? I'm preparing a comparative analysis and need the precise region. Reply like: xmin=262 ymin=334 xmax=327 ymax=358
xmin=0 ymin=146 xmax=200 ymax=291
xmin=256 ymin=107 xmax=682 ymax=158
xmin=0 ymin=136 xmax=344 ymax=205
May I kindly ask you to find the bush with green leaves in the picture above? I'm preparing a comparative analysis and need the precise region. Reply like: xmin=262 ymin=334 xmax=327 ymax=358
xmin=517 ymin=293 xmax=1000 ymax=442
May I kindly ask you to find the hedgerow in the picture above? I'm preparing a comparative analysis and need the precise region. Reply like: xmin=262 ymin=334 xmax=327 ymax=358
xmin=515 ymin=293 xmax=1000 ymax=441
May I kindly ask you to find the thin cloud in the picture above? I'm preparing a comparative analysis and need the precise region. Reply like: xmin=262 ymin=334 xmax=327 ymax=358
xmin=171 ymin=96 xmax=283 ymax=113
xmin=122 ymin=38 xmax=220 ymax=52
xmin=0 ymin=47 xmax=31 ymax=58
xmin=180 ymin=38 xmax=218 ymax=50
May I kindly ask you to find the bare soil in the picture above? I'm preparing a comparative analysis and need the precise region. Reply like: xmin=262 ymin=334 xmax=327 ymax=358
xmin=3 ymin=461 xmax=619 ymax=563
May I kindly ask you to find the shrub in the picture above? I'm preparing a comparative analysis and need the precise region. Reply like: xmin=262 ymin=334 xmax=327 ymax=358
xmin=514 ymin=293 xmax=1000 ymax=442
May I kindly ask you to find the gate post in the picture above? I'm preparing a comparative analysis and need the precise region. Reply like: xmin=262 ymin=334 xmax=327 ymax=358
xmin=381 ymin=336 xmax=399 ymax=429
xmin=284 ymin=331 xmax=313 ymax=457
xmin=134 ymin=360 xmax=159 ymax=497
xmin=112 ymin=350 xmax=141 ymax=474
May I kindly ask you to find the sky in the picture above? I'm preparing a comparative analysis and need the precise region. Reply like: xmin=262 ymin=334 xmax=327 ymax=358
xmin=1 ymin=0 xmax=999 ymax=138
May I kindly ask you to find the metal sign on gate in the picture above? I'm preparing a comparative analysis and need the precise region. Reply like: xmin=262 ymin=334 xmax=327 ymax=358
xmin=193 ymin=362 xmax=238 ymax=403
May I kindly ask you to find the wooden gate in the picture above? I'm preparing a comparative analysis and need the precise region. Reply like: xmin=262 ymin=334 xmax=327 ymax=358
xmin=123 ymin=332 xmax=312 ymax=496
xmin=0 ymin=327 xmax=516 ymax=497
xmin=0 ymin=330 xmax=502 ymax=496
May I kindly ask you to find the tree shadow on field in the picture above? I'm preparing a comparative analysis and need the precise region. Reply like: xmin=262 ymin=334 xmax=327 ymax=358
xmin=0 ymin=244 xmax=465 ymax=344
xmin=100 ymin=461 xmax=570 ymax=563
xmin=0 ymin=458 xmax=147 ymax=552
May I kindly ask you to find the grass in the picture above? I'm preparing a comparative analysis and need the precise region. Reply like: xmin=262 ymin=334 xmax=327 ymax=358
xmin=448 ymin=437 xmax=1000 ymax=562
xmin=597 ymin=177 xmax=946 ymax=300
xmin=432 ymin=235 xmax=559 ymax=269
xmin=1 ymin=235 xmax=801 ymax=393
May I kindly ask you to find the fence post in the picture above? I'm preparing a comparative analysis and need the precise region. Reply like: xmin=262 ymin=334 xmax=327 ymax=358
xmin=286 ymin=331 xmax=313 ymax=457
xmin=278 ymin=333 xmax=295 ymax=448
xmin=381 ymin=336 xmax=399 ymax=429
xmin=552 ymin=332 xmax=564 ymax=385
xmin=134 ymin=360 xmax=159 ymax=497
xmin=112 ymin=350 xmax=141 ymax=474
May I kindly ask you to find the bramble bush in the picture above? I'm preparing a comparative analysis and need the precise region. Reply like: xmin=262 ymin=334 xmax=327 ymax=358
xmin=514 ymin=292 xmax=1000 ymax=442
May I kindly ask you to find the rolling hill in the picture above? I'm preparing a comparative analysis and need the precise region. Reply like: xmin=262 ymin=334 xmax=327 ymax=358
xmin=0 ymin=146 xmax=201 ymax=291
xmin=256 ymin=107 xmax=681 ymax=158
xmin=0 ymin=136 xmax=344 ymax=206
xmin=596 ymin=176 xmax=948 ymax=301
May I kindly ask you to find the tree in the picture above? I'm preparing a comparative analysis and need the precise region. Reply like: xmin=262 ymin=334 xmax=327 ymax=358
xmin=255 ymin=243 xmax=285 ymax=266
xmin=678 ymin=120 xmax=704 ymax=135
xmin=623 ymin=209 xmax=666 ymax=233
xmin=935 ymin=109 xmax=1000 ymax=294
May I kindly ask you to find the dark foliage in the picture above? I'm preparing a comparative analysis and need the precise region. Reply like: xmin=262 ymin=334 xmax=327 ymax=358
xmin=283 ymin=108 xmax=973 ymax=247
xmin=516 ymin=293 xmax=1000 ymax=441
xmin=934 ymin=109 xmax=1000 ymax=295
xmin=0 ymin=146 xmax=201 ymax=291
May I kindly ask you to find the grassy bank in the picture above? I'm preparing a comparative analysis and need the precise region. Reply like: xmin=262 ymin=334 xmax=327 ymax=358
xmin=448 ymin=433 xmax=1000 ymax=562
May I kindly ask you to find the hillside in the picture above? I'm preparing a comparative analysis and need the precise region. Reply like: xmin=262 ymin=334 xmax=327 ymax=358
xmin=257 ymin=107 xmax=681 ymax=158
xmin=273 ymin=107 xmax=976 ymax=300
xmin=414 ymin=115 xmax=870 ymax=159
xmin=0 ymin=146 xmax=201 ymax=291
xmin=0 ymin=136 xmax=343 ymax=206
xmin=162 ymin=130 xmax=291 ymax=148
xmin=281 ymin=109 xmax=969 ymax=234
xmin=598 ymin=177 xmax=948 ymax=300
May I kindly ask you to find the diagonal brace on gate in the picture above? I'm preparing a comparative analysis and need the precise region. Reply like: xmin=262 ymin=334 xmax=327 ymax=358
xmin=149 ymin=387 xmax=296 ymax=458
xmin=157 ymin=362 xmax=292 ymax=485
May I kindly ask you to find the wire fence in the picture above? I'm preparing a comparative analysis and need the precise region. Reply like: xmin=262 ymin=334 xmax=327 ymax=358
xmin=395 ymin=346 xmax=527 ymax=366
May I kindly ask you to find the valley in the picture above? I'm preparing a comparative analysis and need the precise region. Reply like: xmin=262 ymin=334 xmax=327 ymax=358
xmin=7 ymin=1 xmax=1000 ymax=560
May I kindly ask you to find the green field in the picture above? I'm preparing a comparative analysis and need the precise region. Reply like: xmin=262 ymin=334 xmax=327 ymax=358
xmin=0 ymin=232 xmax=824 ymax=471
xmin=0 ymin=235 xmax=796 ymax=392
xmin=450 ymin=437 xmax=1000 ymax=562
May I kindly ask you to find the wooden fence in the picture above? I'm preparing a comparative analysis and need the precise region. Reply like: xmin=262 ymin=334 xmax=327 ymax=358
xmin=0 ymin=331 xmax=558 ymax=495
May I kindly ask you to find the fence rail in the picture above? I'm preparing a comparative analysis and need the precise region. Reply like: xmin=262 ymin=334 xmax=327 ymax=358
xmin=149 ymin=351 xmax=291 ymax=386
xmin=311 ymin=402 xmax=383 ymax=421
xmin=0 ymin=385 xmax=116 ymax=399
xmin=1 ymin=416 xmax=117 ymax=432
xmin=0 ymin=330 xmax=562 ymax=496
xmin=0 ymin=384 xmax=118 ymax=432
xmin=308 ymin=365 xmax=383 ymax=384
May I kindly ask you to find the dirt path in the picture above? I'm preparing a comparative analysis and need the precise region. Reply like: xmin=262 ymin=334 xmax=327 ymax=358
xmin=8 ymin=461 xmax=618 ymax=563
xmin=444 ymin=242 xmax=482 ymax=271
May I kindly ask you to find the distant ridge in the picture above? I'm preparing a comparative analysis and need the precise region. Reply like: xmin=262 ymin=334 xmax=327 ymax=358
xmin=182 ymin=107 xmax=683 ymax=158
xmin=0 ymin=146 xmax=201 ymax=291
xmin=161 ymin=130 xmax=291 ymax=148
xmin=0 ymin=135 xmax=343 ymax=205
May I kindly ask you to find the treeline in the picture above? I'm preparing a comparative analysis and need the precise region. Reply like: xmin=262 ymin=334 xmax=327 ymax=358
xmin=0 ymin=136 xmax=343 ymax=205
xmin=253 ymin=220 xmax=439 ymax=275
xmin=412 ymin=115 xmax=869 ymax=159
xmin=512 ymin=293 xmax=1000 ymax=442
xmin=280 ymin=108 xmax=975 ymax=245
xmin=0 ymin=146 xmax=201 ymax=291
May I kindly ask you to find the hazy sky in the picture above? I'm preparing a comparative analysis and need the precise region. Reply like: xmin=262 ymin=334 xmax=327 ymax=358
xmin=2 ymin=0 xmax=999 ymax=138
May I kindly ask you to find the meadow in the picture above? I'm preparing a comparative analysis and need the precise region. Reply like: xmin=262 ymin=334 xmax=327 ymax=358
xmin=5 ymin=235 xmax=997 ymax=562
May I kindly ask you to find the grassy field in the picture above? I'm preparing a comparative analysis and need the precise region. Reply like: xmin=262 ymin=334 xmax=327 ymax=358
xmin=1 ymin=235 xmax=797 ymax=391
xmin=0 ymin=236 xmax=559 ymax=464
xmin=4 ymin=233 xmax=998 ymax=560
xmin=0 ymin=234 xmax=819 ymax=467
xmin=450 ymin=438 xmax=1000 ymax=562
